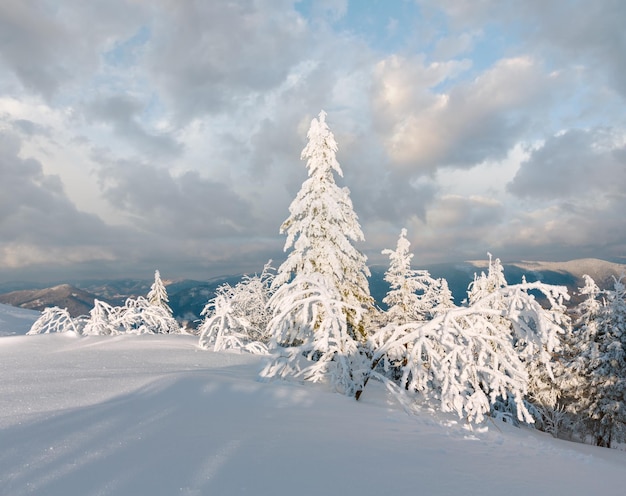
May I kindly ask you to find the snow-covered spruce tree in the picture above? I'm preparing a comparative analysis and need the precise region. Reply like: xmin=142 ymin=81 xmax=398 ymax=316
xmin=561 ymin=275 xmax=603 ymax=440
xmin=82 ymin=299 xmax=119 ymax=336
xmin=365 ymin=307 xmax=530 ymax=423
xmin=260 ymin=273 xmax=368 ymax=395
xmin=432 ymin=278 xmax=456 ymax=317
xmin=382 ymin=228 xmax=440 ymax=324
xmin=198 ymin=262 xmax=274 ymax=354
xmin=263 ymin=111 xmax=373 ymax=393
xmin=27 ymin=307 xmax=81 ymax=335
xmin=147 ymin=269 xmax=173 ymax=316
xmin=377 ymin=229 xmax=455 ymax=383
xmin=382 ymin=228 xmax=419 ymax=324
xmin=567 ymin=275 xmax=626 ymax=447
xmin=271 ymin=110 xmax=374 ymax=340
xmin=467 ymin=253 xmax=508 ymax=305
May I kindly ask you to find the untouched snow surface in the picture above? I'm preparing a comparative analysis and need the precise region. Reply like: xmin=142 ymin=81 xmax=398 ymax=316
xmin=0 ymin=303 xmax=39 ymax=336
xmin=1 ymin=333 xmax=625 ymax=496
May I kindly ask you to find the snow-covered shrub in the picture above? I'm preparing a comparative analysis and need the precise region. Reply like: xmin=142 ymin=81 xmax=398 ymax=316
xmin=467 ymin=255 xmax=569 ymax=423
xmin=27 ymin=307 xmax=81 ymax=335
xmin=366 ymin=307 xmax=530 ymax=423
xmin=82 ymin=299 xmax=119 ymax=336
xmin=361 ymin=263 xmax=568 ymax=425
xmin=198 ymin=263 xmax=274 ymax=354
xmin=115 ymin=296 xmax=180 ymax=334
xmin=261 ymin=273 xmax=368 ymax=396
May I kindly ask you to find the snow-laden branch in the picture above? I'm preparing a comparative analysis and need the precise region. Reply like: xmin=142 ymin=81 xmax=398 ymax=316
xmin=363 ymin=280 xmax=569 ymax=424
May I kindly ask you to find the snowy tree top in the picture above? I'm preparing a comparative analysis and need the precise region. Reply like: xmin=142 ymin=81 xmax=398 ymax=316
xmin=301 ymin=110 xmax=343 ymax=179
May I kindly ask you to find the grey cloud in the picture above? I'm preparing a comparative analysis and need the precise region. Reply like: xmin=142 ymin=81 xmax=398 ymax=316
xmin=516 ymin=0 xmax=626 ymax=99
xmin=0 ymin=131 xmax=131 ymax=264
xmin=379 ymin=178 xmax=436 ymax=223
xmin=508 ymin=128 xmax=626 ymax=200
xmin=306 ymin=0 xmax=349 ymax=22
xmin=373 ymin=56 xmax=557 ymax=175
xmin=249 ymin=115 xmax=305 ymax=180
xmin=433 ymin=30 xmax=482 ymax=60
xmin=404 ymin=194 xmax=506 ymax=263
xmin=85 ymin=95 xmax=182 ymax=158
xmin=428 ymin=195 xmax=504 ymax=231
xmin=493 ymin=197 xmax=626 ymax=263
xmin=0 ymin=0 xmax=146 ymax=98
xmin=422 ymin=0 xmax=626 ymax=100
xmin=351 ymin=166 xmax=437 ymax=225
xmin=11 ymin=118 xmax=50 ymax=137
xmin=96 ymin=157 xmax=258 ymax=239
xmin=90 ymin=155 xmax=286 ymax=278
xmin=145 ymin=0 xmax=308 ymax=121
xmin=0 ymin=1 xmax=71 ymax=97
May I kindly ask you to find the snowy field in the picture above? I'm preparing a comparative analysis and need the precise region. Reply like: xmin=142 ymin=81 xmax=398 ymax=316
xmin=0 ymin=303 xmax=40 ymax=337
xmin=0 ymin=309 xmax=625 ymax=495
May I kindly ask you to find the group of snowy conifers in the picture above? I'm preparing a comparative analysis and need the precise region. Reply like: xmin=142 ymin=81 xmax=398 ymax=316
xmin=29 ymin=112 xmax=626 ymax=448
xmin=28 ymin=270 xmax=179 ymax=336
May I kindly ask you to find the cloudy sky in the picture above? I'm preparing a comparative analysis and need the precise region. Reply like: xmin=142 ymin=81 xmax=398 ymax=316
xmin=1 ymin=0 xmax=625 ymax=282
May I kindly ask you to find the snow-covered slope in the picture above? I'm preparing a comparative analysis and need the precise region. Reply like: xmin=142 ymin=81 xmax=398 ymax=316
xmin=0 ymin=302 xmax=39 ymax=336
xmin=0 ymin=332 xmax=624 ymax=496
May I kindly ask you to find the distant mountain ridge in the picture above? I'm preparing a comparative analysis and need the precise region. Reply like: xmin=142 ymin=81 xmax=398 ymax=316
xmin=372 ymin=257 xmax=626 ymax=307
xmin=0 ymin=258 xmax=624 ymax=321
xmin=505 ymin=258 xmax=626 ymax=288
xmin=0 ymin=284 xmax=103 ymax=317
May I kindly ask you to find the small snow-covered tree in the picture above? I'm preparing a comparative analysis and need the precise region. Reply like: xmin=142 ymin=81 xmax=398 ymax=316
xmin=431 ymin=278 xmax=456 ymax=317
xmin=465 ymin=255 xmax=568 ymax=424
xmin=382 ymin=228 xmax=431 ymax=324
xmin=380 ymin=227 xmax=455 ymax=324
xmin=467 ymin=254 xmax=508 ymax=304
xmin=27 ymin=307 xmax=80 ymax=335
xmin=567 ymin=275 xmax=626 ymax=447
xmin=198 ymin=262 xmax=274 ymax=354
xmin=261 ymin=273 xmax=367 ymax=395
xmin=365 ymin=307 xmax=532 ymax=423
xmin=115 ymin=296 xmax=179 ymax=334
xmin=561 ymin=275 xmax=602 ymax=439
xmin=359 ymin=258 xmax=568 ymax=425
xmin=147 ymin=269 xmax=173 ymax=316
xmin=272 ymin=110 xmax=374 ymax=340
xmin=82 ymin=299 xmax=119 ymax=336
xmin=378 ymin=229 xmax=455 ymax=382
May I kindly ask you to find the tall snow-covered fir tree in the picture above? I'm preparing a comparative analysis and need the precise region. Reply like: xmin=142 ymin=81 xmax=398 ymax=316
xmin=147 ymin=269 xmax=173 ymax=316
xmin=272 ymin=110 xmax=373 ymax=339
